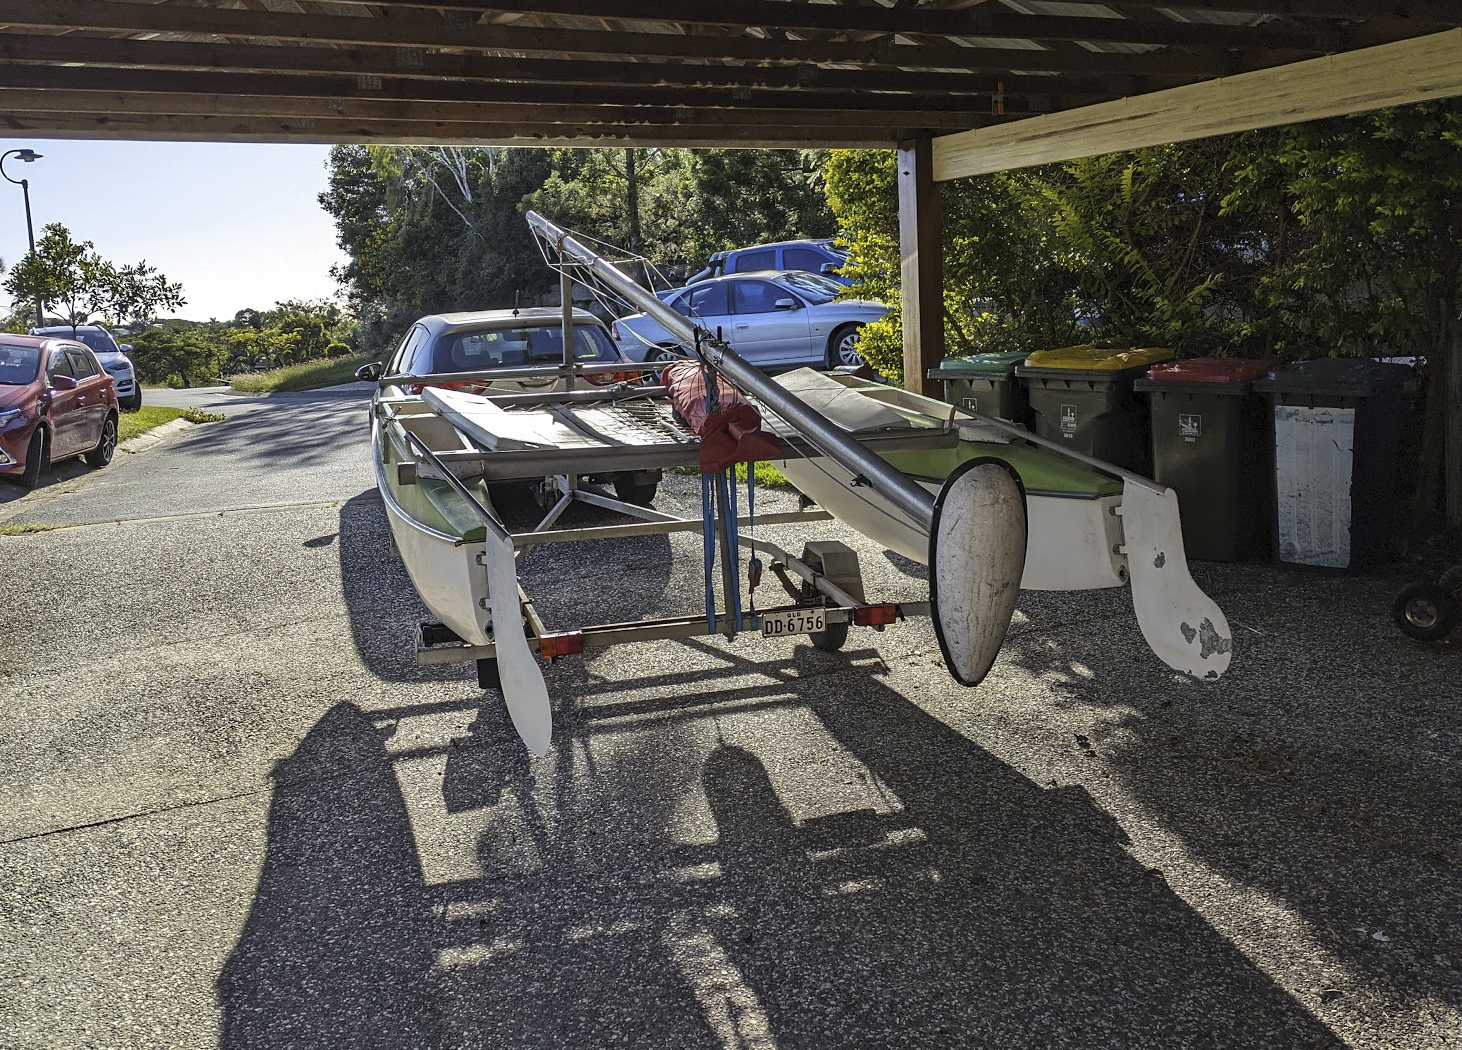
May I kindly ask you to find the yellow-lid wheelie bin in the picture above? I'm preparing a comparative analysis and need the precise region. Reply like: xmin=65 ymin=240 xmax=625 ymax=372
xmin=1015 ymin=345 xmax=1173 ymax=474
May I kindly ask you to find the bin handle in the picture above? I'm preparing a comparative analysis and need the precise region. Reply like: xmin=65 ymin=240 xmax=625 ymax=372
xmin=959 ymin=408 xmax=1167 ymax=495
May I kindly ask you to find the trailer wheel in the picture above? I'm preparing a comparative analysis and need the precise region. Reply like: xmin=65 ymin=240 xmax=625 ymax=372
xmin=1392 ymin=583 xmax=1460 ymax=642
xmin=809 ymin=619 xmax=849 ymax=652
xmin=613 ymin=472 xmax=660 ymax=505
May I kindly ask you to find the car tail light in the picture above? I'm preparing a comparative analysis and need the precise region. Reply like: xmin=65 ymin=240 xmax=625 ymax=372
xmin=610 ymin=321 xmax=622 ymax=341
xmin=404 ymin=382 xmax=425 ymax=395
xmin=586 ymin=370 xmax=636 ymax=386
xmin=439 ymin=379 xmax=493 ymax=393
xmin=853 ymin=604 xmax=900 ymax=627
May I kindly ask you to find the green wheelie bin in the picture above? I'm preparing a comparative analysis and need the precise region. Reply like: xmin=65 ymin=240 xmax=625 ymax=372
xmin=926 ymin=351 xmax=1031 ymax=423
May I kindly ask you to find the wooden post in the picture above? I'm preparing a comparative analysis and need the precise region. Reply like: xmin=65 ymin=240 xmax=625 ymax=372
xmin=898 ymin=135 xmax=942 ymax=398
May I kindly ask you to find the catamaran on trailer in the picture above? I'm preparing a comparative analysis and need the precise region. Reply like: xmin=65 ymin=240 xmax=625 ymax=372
xmin=368 ymin=212 xmax=1232 ymax=755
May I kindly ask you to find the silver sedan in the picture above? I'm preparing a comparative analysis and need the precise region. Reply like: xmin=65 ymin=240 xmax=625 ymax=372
xmin=610 ymin=270 xmax=888 ymax=371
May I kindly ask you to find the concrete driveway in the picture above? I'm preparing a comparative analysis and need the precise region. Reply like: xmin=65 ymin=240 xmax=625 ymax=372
xmin=1 ymin=386 xmax=1457 ymax=1050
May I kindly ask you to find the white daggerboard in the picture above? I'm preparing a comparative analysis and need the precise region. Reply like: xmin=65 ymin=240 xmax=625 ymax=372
xmin=481 ymin=530 xmax=554 ymax=755
xmin=1119 ymin=481 xmax=1233 ymax=681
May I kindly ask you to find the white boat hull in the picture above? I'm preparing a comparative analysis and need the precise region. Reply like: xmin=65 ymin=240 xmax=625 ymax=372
xmin=380 ymin=493 xmax=493 ymax=647
xmin=774 ymin=456 xmax=1128 ymax=591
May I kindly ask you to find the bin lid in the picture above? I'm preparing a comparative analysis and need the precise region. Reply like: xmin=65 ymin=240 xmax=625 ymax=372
xmin=928 ymin=351 xmax=1031 ymax=377
xmin=1022 ymin=344 xmax=1174 ymax=372
xmin=1252 ymin=358 xmax=1413 ymax=397
xmin=1145 ymin=358 xmax=1274 ymax=385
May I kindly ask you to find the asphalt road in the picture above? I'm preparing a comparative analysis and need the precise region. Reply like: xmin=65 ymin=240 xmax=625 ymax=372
xmin=1 ymin=386 xmax=1458 ymax=1050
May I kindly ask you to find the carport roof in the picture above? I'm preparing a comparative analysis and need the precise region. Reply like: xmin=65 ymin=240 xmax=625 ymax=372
xmin=4 ymin=1 xmax=1462 ymax=151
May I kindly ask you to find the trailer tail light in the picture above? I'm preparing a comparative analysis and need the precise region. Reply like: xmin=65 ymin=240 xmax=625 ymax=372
xmin=538 ymin=631 xmax=584 ymax=659
xmin=853 ymin=604 xmax=900 ymax=627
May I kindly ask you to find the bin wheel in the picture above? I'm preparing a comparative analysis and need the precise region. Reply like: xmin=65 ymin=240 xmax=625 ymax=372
xmin=809 ymin=619 xmax=849 ymax=652
xmin=1392 ymin=583 xmax=1460 ymax=642
xmin=476 ymin=657 xmax=502 ymax=691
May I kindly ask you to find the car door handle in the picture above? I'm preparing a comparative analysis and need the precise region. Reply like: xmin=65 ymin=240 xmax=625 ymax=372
xmin=735 ymin=324 xmax=749 ymax=329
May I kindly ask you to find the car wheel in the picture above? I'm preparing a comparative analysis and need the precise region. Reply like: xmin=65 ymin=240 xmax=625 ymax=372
xmin=126 ymin=388 xmax=143 ymax=412
xmin=649 ymin=345 xmax=682 ymax=364
xmin=613 ymin=473 xmax=660 ymax=505
xmin=19 ymin=426 xmax=48 ymax=489
xmin=1392 ymin=582 xmax=1460 ymax=642
xmin=827 ymin=324 xmax=865 ymax=369
xmin=86 ymin=413 xmax=118 ymax=468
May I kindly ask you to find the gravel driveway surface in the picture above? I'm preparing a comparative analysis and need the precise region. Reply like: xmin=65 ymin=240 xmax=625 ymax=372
xmin=1 ymin=386 xmax=1457 ymax=1050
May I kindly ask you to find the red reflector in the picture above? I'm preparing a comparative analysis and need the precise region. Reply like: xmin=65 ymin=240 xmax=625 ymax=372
xmin=538 ymin=632 xmax=585 ymax=659
xmin=853 ymin=604 xmax=899 ymax=627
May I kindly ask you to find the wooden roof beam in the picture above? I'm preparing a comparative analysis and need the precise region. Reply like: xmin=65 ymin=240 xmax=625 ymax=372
xmin=0 ymin=109 xmax=901 ymax=147
xmin=932 ymin=28 xmax=1462 ymax=180
xmin=0 ymin=1 xmax=1243 ymax=76
xmin=305 ymin=0 xmax=1372 ymax=49
xmin=0 ymin=34 xmax=1174 ymax=98
xmin=0 ymin=85 xmax=1007 ymax=131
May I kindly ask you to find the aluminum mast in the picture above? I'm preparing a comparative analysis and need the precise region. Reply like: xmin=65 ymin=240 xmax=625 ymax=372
xmin=526 ymin=210 xmax=936 ymax=533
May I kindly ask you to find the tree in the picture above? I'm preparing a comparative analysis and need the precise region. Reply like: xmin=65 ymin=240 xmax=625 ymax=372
xmin=3 ymin=223 xmax=185 ymax=332
xmin=1225 ymin=102 xmax=1462 ymax=527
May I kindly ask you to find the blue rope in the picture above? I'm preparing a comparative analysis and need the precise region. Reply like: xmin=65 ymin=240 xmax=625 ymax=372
xmin=701 ymin=471 xmax=716 ymax=633
xmin=746 ymin=467 xmax=757 ymax=617
xmin=722 ymin=469 xmax=743 ymax=633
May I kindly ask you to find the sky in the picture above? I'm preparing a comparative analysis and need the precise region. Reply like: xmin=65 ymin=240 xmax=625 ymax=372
xmin=0 ymin=139 xmax=348 ymax=323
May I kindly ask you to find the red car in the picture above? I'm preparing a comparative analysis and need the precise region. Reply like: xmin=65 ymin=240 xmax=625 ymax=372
xmin=0 ymin=335 xmax=120 ymax=489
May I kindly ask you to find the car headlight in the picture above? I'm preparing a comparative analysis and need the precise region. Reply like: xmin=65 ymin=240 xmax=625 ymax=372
xmin=0 ymin=408 xmax=23 ymax=427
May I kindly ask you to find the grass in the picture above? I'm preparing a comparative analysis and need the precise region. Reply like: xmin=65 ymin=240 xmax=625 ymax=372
xmin=118 ymin=406 xmax=226 ymax=443
xmin=672 ymin=461 xmax=792 ymax=488
xmin=228 ymin=354 xmax=374 ymax=394
xmin=0 ymin=521 xmax=60 ymax=536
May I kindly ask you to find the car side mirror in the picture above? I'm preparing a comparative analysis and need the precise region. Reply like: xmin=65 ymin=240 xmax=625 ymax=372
xmin=774 ymin=298 xmax=799 ymax=310
xmin=820 ymin=263 xmax=838 ymax=274
xmin=355 ymin=362 xmax=383 ymax=383
xmin=51 ymin=374 xmax=78 ymax=391
xmin=119 ymin=344 xmax=133 ymax=353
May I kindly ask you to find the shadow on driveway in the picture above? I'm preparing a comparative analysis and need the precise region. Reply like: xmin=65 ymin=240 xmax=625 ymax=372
xmin=1002 ymin=565 xmax=1462 ymax=1024
xmin=218 ymin=638 xmax=1337 ymax=1049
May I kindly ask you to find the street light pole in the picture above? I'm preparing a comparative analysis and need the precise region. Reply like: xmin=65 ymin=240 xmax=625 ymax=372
xmin=1 ymin=148 xmax=44 ymax=328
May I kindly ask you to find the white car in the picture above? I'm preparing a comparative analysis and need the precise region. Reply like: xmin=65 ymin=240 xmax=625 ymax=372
xmin=31 ymin=324 xmax=141 ymax=411
xmin=611 ymin=270 xmax=887 ymax=371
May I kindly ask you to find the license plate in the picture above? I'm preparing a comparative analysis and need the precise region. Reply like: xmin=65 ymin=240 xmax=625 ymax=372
xmin=761 ymin=607 xmax=826 ymax=637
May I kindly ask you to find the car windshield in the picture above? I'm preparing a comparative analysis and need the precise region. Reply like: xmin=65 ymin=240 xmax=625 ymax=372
xmin=430 ymin=323 xmax=617 ymax=373
xmin=0 ymin=344 xmax=41 ymax=384
xmin=78 ymin=332 xmax=116 ymax=355
xmin=777 ymin=271 xmax=843 ymax=305
xmin=38 ymin=329 xmax=114 ymax=355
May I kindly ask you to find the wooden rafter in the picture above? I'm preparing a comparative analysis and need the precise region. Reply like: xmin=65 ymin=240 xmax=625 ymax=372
xmin=0 ymin=1 xmax=1457 ymax=148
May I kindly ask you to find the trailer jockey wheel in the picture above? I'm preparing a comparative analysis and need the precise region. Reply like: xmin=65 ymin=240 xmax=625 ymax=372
xmin=1392 ymin=582 xmax=1461 ymax=642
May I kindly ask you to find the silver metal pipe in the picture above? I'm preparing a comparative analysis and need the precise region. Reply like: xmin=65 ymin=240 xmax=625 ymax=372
xmin=382 ymin=360 xmax=647 ymax=386
xmin=560 ymin=269 xmax=576 ymax=393
xmin=526 ymin=210 xmax=936 ymax=532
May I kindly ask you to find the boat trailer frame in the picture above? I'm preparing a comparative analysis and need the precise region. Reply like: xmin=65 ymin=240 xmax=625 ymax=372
xmin=398 ymin=419 xmax=933 ymax=675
